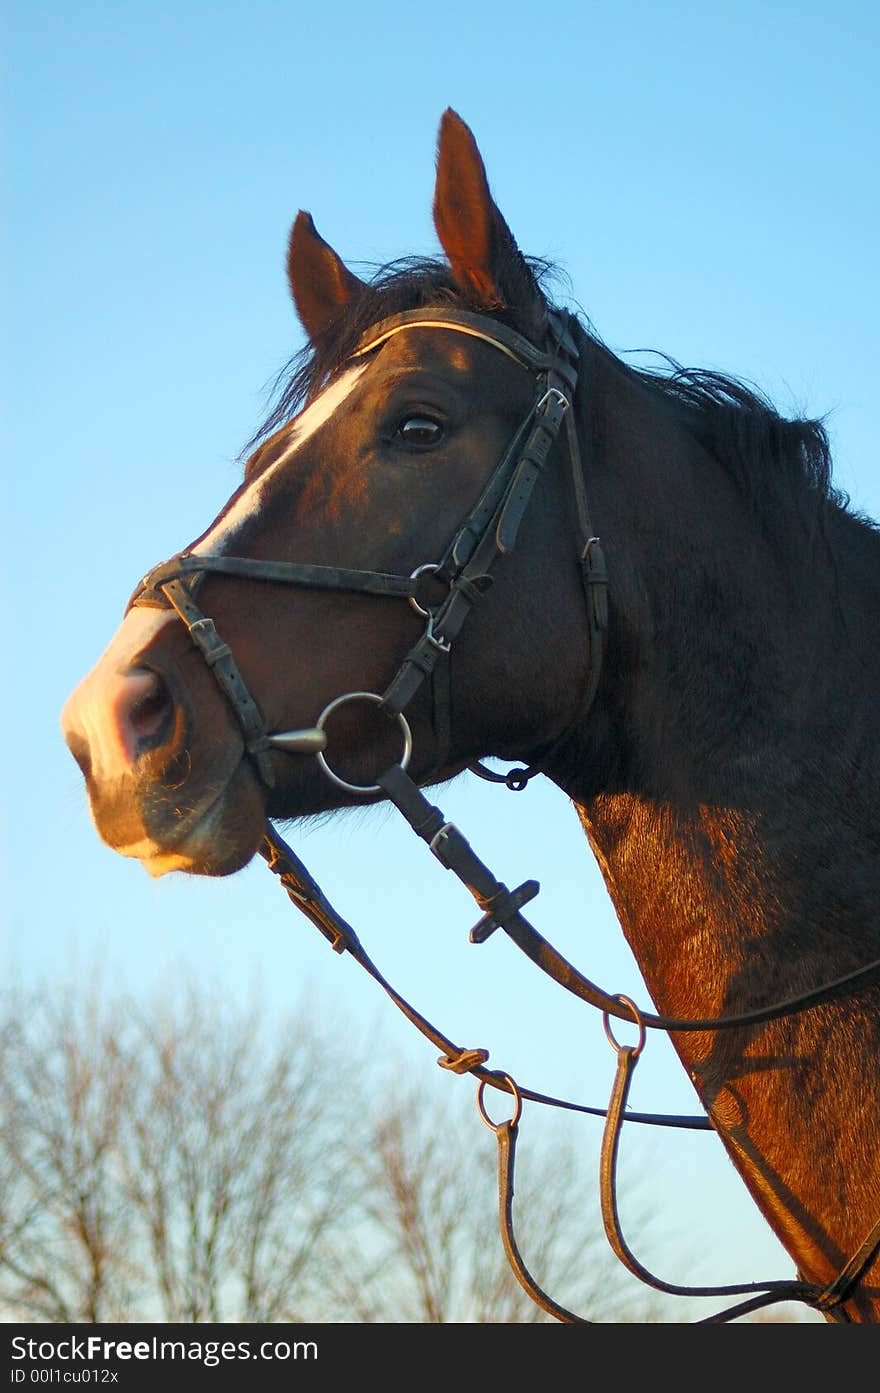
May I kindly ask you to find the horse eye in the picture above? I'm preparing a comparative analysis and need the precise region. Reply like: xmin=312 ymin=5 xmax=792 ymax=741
xmin=396 ymin=415 xmax=444 ymax=447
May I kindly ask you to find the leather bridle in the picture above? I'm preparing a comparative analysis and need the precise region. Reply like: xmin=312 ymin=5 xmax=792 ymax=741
xmin=128 ymin=304 xmax=880 ymax=1322
xmin=130 ymin=305 xmax=607 ymax=796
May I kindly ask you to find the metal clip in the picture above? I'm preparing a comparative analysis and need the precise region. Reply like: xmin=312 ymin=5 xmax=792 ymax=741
xmin=424 ymin=615 xmax=451 ymax=654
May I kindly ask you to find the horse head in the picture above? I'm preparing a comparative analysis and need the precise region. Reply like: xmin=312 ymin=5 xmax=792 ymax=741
xmin=61 ymin=110 xmax=603 ymax=877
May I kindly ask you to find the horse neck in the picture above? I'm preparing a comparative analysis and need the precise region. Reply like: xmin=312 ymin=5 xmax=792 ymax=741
xmin=555 ymin=341 xmax=880 ymax=1310
xmin=564 ymin=339 xmax=880 ymax=997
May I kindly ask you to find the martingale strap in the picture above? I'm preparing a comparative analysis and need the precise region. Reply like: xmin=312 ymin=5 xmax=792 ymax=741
xmin=260 ymin=811 xmax=880 ymax=1323
xmin=257 ymin=820 xmax=711 ymax=1129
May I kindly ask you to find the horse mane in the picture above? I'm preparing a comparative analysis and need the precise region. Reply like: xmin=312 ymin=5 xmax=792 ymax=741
xmin=248 ymin=255 xmax=868 ymax=545
xmin=622 ymin=349 xmax=859 ymax=535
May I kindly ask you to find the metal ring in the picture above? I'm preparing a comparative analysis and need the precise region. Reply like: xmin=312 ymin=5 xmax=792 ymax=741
xmin=602 ymin=994 xmax=647 ymax=1059
xmin=408 ymin=563 xmax=442 ymax=618
xmin=477 ymin=1073 xmax=523 ymax=1131
xmin=315 ymin=691 xmax=412 ymax=796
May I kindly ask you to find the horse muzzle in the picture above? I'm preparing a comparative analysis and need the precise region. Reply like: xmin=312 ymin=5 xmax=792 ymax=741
xmin=61 ymin=606 xmax=268 ymax=875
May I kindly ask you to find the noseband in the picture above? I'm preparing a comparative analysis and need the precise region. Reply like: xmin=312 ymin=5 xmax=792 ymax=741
xmin=130 ymin=305 xmax=608 ymax=793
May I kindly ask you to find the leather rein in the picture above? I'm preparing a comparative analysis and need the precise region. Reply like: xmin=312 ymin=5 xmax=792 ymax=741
xmin=130 ymin=305 xmax=880 ymax=1323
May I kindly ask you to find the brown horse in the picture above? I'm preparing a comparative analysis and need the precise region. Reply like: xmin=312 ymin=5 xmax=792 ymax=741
xmin=61 ymin=109 xmax=880 ymax=1320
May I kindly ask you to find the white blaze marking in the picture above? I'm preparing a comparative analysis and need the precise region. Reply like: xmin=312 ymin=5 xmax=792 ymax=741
xmin=62 ymin=362 xmax=369 ymax=787
xmin=193 ymin=362 xmax=368 ymax=554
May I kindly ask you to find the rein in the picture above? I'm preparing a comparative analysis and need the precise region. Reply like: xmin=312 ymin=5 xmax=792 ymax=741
xmin=130 ymin=304 xmax=880 ymax=1323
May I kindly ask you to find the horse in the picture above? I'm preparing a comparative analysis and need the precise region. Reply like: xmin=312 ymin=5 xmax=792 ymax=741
xmin=61 ymin=108 xmax=880 ymax=1322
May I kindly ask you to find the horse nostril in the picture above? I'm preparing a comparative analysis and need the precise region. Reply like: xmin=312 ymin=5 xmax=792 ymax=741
xmin=65 ymin=730 xmax=93 ymax=781
xmin=124 ymin=668 xmax=175 ymax=756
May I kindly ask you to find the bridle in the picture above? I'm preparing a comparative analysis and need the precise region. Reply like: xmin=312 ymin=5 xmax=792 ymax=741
xmin=129 ymin=304 xmax=880 ymax=1322
xmin=130 ymin=304 xmax=606 ymax=793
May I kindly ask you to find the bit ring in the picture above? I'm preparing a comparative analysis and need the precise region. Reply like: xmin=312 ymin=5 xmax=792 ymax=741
xmin=315 ymin=691 xmax=412 ymax=795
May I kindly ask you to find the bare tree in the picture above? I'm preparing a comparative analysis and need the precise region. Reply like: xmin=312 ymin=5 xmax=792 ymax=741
xmin=0 ymin=982 xmax=362 ymax=1322
xmin=0 ymin=978 xmax=664 ymax=1323
xmin=0 ymin=990 xmax=139 ymax=1321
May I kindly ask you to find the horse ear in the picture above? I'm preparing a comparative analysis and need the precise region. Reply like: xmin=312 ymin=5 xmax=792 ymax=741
xmin=287 ymin=211 xmax=365 ymax=341
xmin=433 ymin=109 xmax=543 ymax=327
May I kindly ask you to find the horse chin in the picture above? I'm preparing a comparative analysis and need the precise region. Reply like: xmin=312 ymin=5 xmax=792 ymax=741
xmin=88 ymin=754 xmax=268 ymax=879
xmin=136 ymin=801 xmax=265 ymax=878
xmin=138 ymin=784 xmax=267 ymax=877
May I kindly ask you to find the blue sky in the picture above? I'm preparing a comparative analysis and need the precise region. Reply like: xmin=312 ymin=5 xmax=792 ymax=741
xmin=5 ymin=0 xmax=878 ymax=1321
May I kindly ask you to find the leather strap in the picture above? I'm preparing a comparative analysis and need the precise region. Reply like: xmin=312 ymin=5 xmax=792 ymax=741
xmin=160 ymin=577 xmax=277 ymax=787
xmin=258 ymin=821 xmax=711 ymax=1128
xmin=598 ymin=1027 xmax=817 ymax=1312
xmin=352 ymin=306 xmax=579 ymax=389
xmin=492 ymin=1116 xmax=589 ymax=1323
xmin=132 ymin=553 xmax=418 ymax=612
xmin=377 ymin=761 xmax=880 ymax=1035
